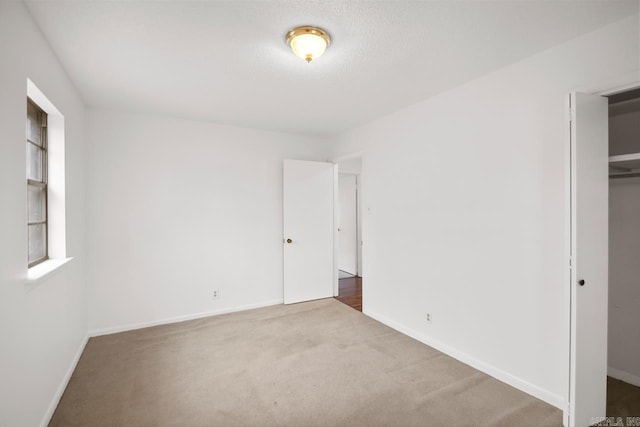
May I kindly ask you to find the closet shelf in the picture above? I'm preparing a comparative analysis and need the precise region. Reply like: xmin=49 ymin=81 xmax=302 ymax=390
xmin=609 ymin=153 xmax=640 ymax=176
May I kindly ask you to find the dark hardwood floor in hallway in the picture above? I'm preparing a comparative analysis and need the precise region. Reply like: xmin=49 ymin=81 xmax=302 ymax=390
xmin=335 ymin=275 xmax=362 ymax=312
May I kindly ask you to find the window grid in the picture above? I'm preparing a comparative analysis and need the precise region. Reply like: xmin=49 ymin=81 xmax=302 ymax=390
xmin=27 ymin=98 xmax=48 ymax=268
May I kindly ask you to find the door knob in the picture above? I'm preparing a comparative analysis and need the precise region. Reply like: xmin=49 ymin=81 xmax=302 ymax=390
xmin=286 ymin=238 xmax=293 ymax=244
xmin=578 ymin=279 xmax=585 ymax=286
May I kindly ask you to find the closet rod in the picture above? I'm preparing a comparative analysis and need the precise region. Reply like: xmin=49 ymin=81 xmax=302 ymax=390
xmin=610 ymin=173 xmax=640 ymax=179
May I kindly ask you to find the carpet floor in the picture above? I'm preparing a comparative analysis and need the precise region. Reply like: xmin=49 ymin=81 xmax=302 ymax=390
xmin=50 ymin=299 xmax=562 ymax=427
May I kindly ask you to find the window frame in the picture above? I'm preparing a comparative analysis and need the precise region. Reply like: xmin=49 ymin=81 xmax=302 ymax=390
xmin=27 ymin=98 xmax=49 ymax=268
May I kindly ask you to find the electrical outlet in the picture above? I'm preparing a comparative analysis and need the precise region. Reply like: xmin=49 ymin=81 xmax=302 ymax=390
xmin=426 ymin=313 xmax=432 ymax=323
xmin=213 ymin=289 xmax=219 ymax=299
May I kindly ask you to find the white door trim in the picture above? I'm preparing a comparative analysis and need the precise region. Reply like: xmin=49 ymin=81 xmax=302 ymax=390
xmin=333 ymin=164 xmax=339 ymax=297
xmin=597 ymin=82 xmax=640 ymax=96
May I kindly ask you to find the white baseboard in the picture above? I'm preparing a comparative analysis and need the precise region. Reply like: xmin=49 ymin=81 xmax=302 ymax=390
xmin=40 ymin=333 xmax=89 ymax=427
xmin=89 ymin=299 xmax=284 ymax=337
xmin=364 ymin=308 xmax=566 ymax=411
xmin=608 ymin=366 xmax=640 ymax=387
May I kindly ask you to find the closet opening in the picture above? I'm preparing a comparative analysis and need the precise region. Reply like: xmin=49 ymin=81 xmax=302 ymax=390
xmin=335 ymin=156 xmax=362 ymax=312
xmin=606 ymin=87 xmax=640 ymax=418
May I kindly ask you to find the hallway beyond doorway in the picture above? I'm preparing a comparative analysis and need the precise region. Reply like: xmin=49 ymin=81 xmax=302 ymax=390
xmin=335 ymin=276 xmax=362 ymax=312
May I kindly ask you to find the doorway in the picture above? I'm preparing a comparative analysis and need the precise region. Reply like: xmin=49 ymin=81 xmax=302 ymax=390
xmin=338 ymin=173 xmax=358 ymax=278
xmin=335 ymin=156 xmax=362 ymax=312
xmin=569 ymin=86 xmax=640 ymax=427
xmin=606 ymin=88 xmax=640 ymax=419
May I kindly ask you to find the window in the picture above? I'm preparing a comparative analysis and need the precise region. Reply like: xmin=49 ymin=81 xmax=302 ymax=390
xmin=27 ymin=98 xmax=48 ymax=267
xmin=25 ymin=79 xmax=70 ymax=280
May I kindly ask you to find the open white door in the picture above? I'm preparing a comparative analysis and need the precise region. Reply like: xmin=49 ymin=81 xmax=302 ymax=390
xmin=283 ymin=159 xmax=335 ymax=304
xmin=569 ymin=92 xmax=608 ymax=427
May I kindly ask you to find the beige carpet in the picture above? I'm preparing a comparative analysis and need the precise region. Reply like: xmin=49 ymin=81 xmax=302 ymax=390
xmin=50 ymin=299 xmax=562 ymax=426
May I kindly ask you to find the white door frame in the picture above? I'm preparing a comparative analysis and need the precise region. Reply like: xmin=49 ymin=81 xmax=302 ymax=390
xmin=332 ymin=152 xmax=365 ymax=301
xmin=566 ymin=80 xmax=640 ymax=426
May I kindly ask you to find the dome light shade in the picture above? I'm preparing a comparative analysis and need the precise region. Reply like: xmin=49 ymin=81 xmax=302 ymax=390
xmin=286 ymin=26 xmax=331 ymax=63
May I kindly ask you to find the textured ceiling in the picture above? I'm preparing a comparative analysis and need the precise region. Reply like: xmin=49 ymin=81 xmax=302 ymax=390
xmin=26 ymin=1 xmax=638 ymax=137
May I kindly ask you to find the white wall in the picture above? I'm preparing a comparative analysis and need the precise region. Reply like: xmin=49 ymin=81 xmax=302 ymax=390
xmin=0 ymin=3 xmax=88 ymax=427
xmin=86 ymin=109 xmax=329 ymax=333
xmin=609 ymin=179 xmax=640 ymax=386
xmin=338 ymin=174 xmax=358 ymax=275
xmin=338 ymin=157 xmax=362 ymax=175
xmin=328 ymin=14 xmax=639 ymax=409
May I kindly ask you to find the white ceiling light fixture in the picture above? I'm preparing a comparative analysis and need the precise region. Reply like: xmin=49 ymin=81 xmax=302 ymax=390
xmin=286 ymin=26 xmax=331 ymax=63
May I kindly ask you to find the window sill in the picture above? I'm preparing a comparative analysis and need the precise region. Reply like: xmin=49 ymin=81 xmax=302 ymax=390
xmin=27 ymin=257 xmax=74 ymax=282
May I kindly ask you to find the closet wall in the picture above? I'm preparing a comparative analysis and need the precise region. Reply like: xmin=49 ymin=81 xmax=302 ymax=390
xmin=608 ymin=97 xmax=640 ymax=386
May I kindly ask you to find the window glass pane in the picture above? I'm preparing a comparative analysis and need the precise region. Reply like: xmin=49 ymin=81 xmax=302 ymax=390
xmin=28 ymin=223 xmax=46 ymax=263
xmin=26 ymin=143 xmax=43 ymax=181
xmin=28 ymin=185 xmax=46 ymax=222
xmin=27 ymin=103 xmax=42 ymax=145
